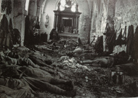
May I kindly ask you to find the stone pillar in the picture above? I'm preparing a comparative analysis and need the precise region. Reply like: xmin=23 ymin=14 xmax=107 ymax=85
xmin=76 ymin=16 xmax=79 ymax=33
xmin=107 ymin=0 xmax=116 ymax=28
xmin=76 ymin=16 xmax=78 ymax=30
xmin=36 ymin=6 xmax=41 ymax=17
xmin=54 ymin=11 xmax=59 ymax=32
xmin=11 ymin=0 xmax=14 ymax=28
xmin=21 ymin=16 xmax=25 ymax=46
xmin=54 ymin=15 xmax=56 ymax=29
xmin=0 ymin=0 xmax=1 ymax=18
xmin=56 ymin=15 xmax=59 ymax=31
xmin=103 ymin=34 xmax=106 ymax=51
xmin=28 ymin=0 xmax=37 ymax=17
xmin=74 ymin=18 xmax=76 ymax=29
xmin=37 ymin=0 xmax=45 ymax=21
xmin=20 ymin=0 xmax=26 ymax=46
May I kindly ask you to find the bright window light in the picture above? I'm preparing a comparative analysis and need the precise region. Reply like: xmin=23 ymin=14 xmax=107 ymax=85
xmin=71 ymin=3 xmax=76 ymax=12
xmin=61 ymin=0 xmax=66 ymax=6
xmin=59 ymin=0 xmax=76 ymax=12
xmin=60 ymin=0 xmax=65 ymax=11
xmin=60 ymin=6 xmax=65 ymax=11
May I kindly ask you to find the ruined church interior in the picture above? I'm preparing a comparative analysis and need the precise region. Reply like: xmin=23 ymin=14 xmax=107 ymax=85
xmin=0 ymin=0 xmax=138 ymax=97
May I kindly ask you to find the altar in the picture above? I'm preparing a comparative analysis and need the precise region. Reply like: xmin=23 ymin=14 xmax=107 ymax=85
xmin=53 ymin=0 xmax=81 ymax=37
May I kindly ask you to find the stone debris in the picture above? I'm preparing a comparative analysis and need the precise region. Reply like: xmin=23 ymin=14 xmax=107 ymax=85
xmin=0 ymin=39 xmax=138 ymax=98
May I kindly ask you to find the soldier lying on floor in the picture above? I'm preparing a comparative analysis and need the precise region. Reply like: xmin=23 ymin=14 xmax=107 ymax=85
xmin=80 ymin=56 xmax=114 ymax=67
xmin=0 ymin=50 xmax=39 ymax=68
xmin=0 ymin=51 xmax=76 ymax=97
xmin=9 ymin=50 xmax=53 ymax=67
xmin=0 ymin=50 xmax=54 ymax=74
xmin=79 ymin=51 xmax=131 ymax=67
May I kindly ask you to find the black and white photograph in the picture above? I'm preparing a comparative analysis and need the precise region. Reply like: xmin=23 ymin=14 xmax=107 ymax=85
xmin=0 ymin=0 xmax=138 ymax=98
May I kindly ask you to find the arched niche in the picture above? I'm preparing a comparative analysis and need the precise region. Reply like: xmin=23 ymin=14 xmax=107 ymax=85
xmin=53 ymin=0 xmax=81 ymax=36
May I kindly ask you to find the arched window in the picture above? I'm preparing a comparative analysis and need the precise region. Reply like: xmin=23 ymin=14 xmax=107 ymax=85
xmin=59 ymin=0 xmax=76 ymax=12
xmin=25 ymin=0 xmax=30 ymax=11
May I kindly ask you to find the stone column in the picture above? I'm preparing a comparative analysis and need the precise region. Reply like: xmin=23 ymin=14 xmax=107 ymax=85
xmin=74 ymin=17 xmax=76 ymax=29
xmin=28 ymin=0 xmax=37 ymax=16
xmin=11 ymin=0 xmax=14 ymax=28
xmin=0 ymin=0 xmax=1 ymax=19
xmin=56 ymin=15 xmax=59 ymax=31
xmin=54 ymin=15 xmax=56 ymax=29
xmin=76 ymin=16 xmax=78 ymax=31
xmin=36 ymin=6 xmax=41 ymax=17
xmin=20 ymin=0 xmax=26 ymax=46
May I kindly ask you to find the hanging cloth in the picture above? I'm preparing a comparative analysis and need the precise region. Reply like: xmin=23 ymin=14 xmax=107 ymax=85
xmin=123 ymin=26 xmax=127 ymax=41
xmin=13 ymin=29 xmax=21 ymax=45
xmin=35 ymin=17 xmax=40 ymax=29
xmin=116 ymin=29 xmax=123 ymax=46
xmin=95 ymin=36 xmax=103 ymax=53
xmin=8 ymin=18 xmax=13 ymax=48
xmin=9 ymin=18 xmax=13 ymax=39
xmin=1 ymin=14 xmax=9 ymax=33
xmin=0 ymin=14 xmax=10 ymax=48
xmin=134 ymin=26 xmax=138 ymax=60
xmin=126 ymin=25 xmax=134 ymax=57
xmin=4 ymin=18 xmax=13 ymax=49
xmin=24 ymin=15 xmax=30 ymax=46
xmin=9 ymin=18 xmax=13 ymax=31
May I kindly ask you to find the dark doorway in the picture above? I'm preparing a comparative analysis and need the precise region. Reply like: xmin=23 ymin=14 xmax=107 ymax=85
xmin=63 ymin=19 xmax=72 ymax=33
xmin=63 ymin=19 xmax=72 ymax=26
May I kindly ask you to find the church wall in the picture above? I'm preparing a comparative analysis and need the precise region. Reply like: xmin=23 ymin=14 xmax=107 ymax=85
xmin=90 ymin=0 xmax=138 ymax=52
xmin=40 ymin=0 xmax=56 ymax=40
xmin=77 ymin=0 xmax=91 ymax=43
xmin=40 ymin=0 xmax=91 ymax=42
xmin=1 ymin=0 xmax=138 ymax=48
xmin=13 ymin=0 xmax=26 ymax=46
xmin=115 ymin=0 xmax=138 ymax=35
xmin=0 ymin=0 xmax=14 ymax=46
